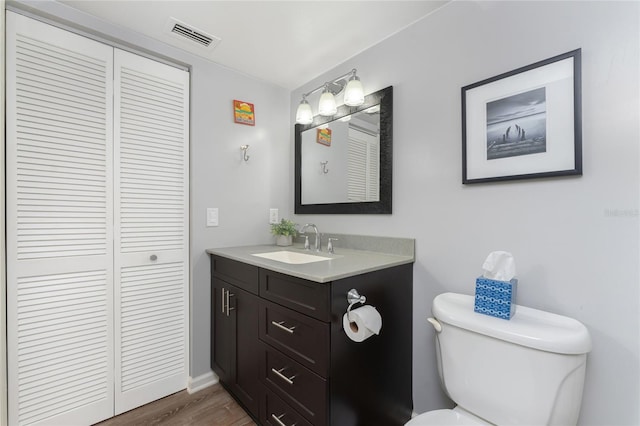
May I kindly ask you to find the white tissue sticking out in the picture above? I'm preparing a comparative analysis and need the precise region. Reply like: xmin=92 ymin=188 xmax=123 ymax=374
xmin=482 ymin=251 xmax=516 ymax=281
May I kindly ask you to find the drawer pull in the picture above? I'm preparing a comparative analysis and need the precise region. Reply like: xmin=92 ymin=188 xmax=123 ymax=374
xmin=271 ymin=413 xmax=296 ymax=426
xmin=271 ymin=367 xmax=296 ymax=385
xmin=272 ymin=320 xmax=296 ymax=334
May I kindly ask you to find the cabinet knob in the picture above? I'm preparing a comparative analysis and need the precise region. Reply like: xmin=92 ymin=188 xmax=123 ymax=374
xmin=150 ymin=254 xmax=158 ymax=261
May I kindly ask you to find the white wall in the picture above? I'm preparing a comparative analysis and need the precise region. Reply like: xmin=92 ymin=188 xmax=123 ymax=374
xmin=6 ymin=0 xmax=291 ymax=383
xmin=291 ymin=1 xmax=639 ymax=424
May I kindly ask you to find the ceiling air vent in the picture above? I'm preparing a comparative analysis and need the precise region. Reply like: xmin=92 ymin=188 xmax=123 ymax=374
xmin=164 ymin=17 xmax=221 ymax=50
xmin=172 ymin=23 xmax=213 ymax=46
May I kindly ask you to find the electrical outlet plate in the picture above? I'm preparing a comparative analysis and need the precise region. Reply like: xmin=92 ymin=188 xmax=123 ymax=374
xmin=269 ymin=208 xmax=279 ymax=224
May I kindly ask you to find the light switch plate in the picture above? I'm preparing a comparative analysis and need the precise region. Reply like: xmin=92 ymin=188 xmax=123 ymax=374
xmin=207 ymin=208 xmax=219 ymax=227
xmin=269 ymin=208 xmax=279 ymax=224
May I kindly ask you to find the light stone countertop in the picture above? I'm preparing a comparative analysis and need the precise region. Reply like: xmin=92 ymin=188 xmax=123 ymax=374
xmin=206 ymin=235 xmax=414 ymax=283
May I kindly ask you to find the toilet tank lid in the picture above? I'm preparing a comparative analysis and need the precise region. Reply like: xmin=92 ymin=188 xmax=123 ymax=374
xmin=432 ymin=293 xmax=592 ymax=354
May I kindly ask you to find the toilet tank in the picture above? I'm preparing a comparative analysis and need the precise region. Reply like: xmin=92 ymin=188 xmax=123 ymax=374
xmin=432 ymin=293 xmax=592 ymax=426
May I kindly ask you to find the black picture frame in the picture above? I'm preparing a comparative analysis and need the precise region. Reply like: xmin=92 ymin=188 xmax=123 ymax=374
xmin=462 ymin=49 xmax=582 ymax=184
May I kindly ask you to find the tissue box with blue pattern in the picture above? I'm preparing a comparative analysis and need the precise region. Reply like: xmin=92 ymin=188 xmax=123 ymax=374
xmin=474 ymin=277 xmax=518 ymax=319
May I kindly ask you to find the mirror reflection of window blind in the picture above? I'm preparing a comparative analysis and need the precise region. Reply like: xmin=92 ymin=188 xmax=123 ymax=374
xmin=347 ymin=129 xmax=379 ymax=202
xmin=368 ymin=142 xmax=380 ymax=200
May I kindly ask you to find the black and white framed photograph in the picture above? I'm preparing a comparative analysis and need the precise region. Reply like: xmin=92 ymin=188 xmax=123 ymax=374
xmin=462 ymin=49 xmax=582 ymax=184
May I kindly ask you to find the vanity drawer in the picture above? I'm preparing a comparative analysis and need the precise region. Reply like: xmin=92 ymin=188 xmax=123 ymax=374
xmin=261 ymin=388 xmax=313 ymax=426
xmin=211 ymin=255 xmax=259 ymax=295
xmin=259 ymin=269 xmax=330 ymax=321
xmin=259 ymin=299 xmax=329 ymax=376
xmin=261 ymin=342 xmax=327 ymax=426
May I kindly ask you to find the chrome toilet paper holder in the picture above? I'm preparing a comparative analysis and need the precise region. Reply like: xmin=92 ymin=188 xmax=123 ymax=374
xmin=346 ymin=288 xmax=366 ymax=319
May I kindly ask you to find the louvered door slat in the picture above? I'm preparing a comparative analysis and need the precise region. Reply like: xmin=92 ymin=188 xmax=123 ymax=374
xmin=7 ymin=12 xmax=114 ymax=426
xmin=114 ymin=49 xmax=189 ymax=414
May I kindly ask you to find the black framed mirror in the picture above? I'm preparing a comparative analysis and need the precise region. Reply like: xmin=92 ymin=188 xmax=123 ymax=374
xmin=295 ymin=85 xmax=392 ymax=214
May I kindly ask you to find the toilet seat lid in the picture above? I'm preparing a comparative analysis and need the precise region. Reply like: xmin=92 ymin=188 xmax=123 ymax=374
xmin=406 ymin=409 xmax=488 ymax=425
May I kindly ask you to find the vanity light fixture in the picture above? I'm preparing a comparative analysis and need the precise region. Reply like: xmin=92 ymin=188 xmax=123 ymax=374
xmin=295 ymin=96 xmax=313 ymax=125
xmin=318 ymin=84 xmax=338 ymax=116
xmin=295 ymin=68 xmax=365 ymax=124
xmin=344 ymin=73 xmax=364 ymax=106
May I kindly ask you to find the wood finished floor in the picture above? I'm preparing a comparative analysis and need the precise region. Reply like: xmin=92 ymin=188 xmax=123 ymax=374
xmin=94 ymin=384 xmax=256 ymax=426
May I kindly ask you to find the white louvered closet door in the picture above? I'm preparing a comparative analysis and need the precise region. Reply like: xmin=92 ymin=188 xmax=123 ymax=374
xmin=113 ymin=49 xmax=190 ymax=414
xmin=6 ymin=12 xmax=115 ymax=426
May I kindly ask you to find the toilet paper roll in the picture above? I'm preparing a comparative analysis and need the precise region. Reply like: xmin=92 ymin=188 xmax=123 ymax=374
xmin=343 ymin=305 xmax=382 ymax=342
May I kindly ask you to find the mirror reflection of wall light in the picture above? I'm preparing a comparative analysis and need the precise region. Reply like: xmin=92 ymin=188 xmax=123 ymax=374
xmin=295 ymin=69 xmax=365 ymax=125
xmin=364 ymin=105 xmax=380 ymax=114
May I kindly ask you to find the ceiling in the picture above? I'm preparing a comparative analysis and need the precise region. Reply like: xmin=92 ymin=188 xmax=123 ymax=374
xmin=59 ymin=0 xmax=449 ymax=89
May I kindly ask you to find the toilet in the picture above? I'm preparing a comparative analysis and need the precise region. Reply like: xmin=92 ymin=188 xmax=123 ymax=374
xmin=408 ymin=292 xmax=592 ymax=425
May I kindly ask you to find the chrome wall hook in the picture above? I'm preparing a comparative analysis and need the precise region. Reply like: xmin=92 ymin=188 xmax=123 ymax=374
xmin=320 ymin=161 xmax=329 ymax=174
xmin=240 ymin=145 xmax=250 ymax=162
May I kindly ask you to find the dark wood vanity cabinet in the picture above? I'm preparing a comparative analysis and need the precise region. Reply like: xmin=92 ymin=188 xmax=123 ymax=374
xmin=210 ymin=254 xmax=413 ymax=426
xmin=210 ymin=257 xmax=262 ymax=415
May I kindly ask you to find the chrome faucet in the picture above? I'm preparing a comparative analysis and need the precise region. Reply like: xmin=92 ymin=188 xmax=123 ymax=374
xmin=327 ymin=237 xmax=338 ymax=254
xmin=301 ymin=223 xmax=321 ymax=251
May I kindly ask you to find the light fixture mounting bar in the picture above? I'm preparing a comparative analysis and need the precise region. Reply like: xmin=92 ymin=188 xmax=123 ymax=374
xmin=301 ymin=69 xmax=357 ymax=99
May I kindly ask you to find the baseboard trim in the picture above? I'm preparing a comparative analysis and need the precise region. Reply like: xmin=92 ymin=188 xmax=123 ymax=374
xmin=187 ymin=371 xmax=218 ymax=394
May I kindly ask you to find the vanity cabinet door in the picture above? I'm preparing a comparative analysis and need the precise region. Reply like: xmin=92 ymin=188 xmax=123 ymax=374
xmin=211 ymin=278 xmax=262 ymax=417
xmin=212 ymin=279 xmax=232 ymax=384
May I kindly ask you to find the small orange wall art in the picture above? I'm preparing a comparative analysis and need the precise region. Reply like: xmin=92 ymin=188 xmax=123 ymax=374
xmin=233 ymin=100 xmax=255 ymax=126
xmin=317 ymin=128 xmax=332 ymax=146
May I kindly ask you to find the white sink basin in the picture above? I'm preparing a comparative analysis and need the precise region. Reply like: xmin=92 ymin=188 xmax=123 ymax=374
xmin=252 ymin=250 xmax=331 ymax=265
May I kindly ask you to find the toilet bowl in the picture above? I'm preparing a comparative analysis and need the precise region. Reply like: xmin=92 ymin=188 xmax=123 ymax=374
xmin=407 ymin=407 xmax=490 ymax=425
xmin=407 ymin=292 xmax=592 ymax=426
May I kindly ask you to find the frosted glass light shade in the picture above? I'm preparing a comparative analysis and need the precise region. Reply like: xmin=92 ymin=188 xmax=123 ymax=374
xmin=344 ymin=76 xmax=364 ymax=106
xmin=295 ymin=99 xmax=313 ymax=124
xmin=318 ymin=91 xmax=337 ymax=116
